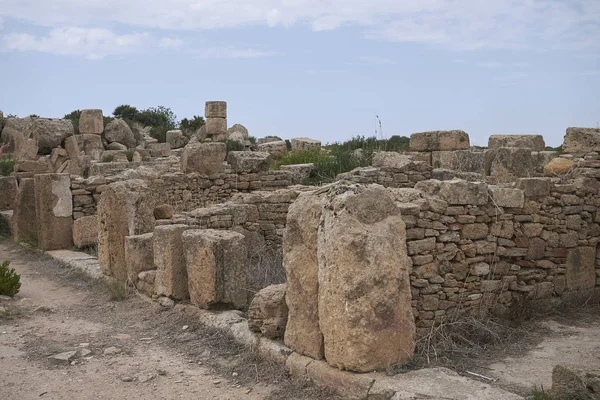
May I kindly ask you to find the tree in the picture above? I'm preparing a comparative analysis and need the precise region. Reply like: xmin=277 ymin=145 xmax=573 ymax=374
xmin=180 ymin=115 xmax=205 ymax=132
xmin=134 ymin=106 xmax=177 ymax=129
xmin=113 ymin=105 xmax=139 ymax=121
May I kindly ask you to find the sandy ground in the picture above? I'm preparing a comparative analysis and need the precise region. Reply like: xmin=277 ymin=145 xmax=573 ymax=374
xmin=0 ymin=240 xmax=335 ymax=400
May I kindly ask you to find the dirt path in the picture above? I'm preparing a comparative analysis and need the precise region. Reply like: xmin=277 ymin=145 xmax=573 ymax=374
xmin=0 ymin=240 xmax=335 ymax=400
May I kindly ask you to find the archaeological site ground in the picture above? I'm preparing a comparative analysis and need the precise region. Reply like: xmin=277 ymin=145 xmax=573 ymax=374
xmin=0 ymin=103 xmax=599 ymax=400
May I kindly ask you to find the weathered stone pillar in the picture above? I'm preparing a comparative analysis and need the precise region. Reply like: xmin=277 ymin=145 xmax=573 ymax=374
xmin=182 ymin=229 xmax=247 ymax=309
xmin=204 ymin=101 xmax=227 ymax=141
xmin=34 ymin=173 xmax=73 ymax=250
xmin=154 ymin=224 xmax=192 ymax=300
xmin=0 ymin=176 xmax=18 ymax=211
xmin=12 ymin=178 xmax=38 ymax=244
xmin=97 ymin=180 xmax=155 ymax=281
xmin=124 ymin=233 xmax=154 ymax=284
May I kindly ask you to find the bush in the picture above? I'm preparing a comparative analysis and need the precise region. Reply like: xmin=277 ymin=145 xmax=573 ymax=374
xmin=102 ymin=154 xmax=115 ymax=163
xmin=225 ymin=140 xmax=245 ymax=154
xmin=64 ymin=110 xmax=82 ymax=134
xmin=180 ymin=115 xmax=205 ymax=134
xmin=248 ymin=136 xmax=257 ymax=145
xmin=113 ymin=105 xmax=139 ymax=121
xmin=285 ymin=139 xmax=292 ymax=152
xmin=150 ymin=126 xmax=168 ymax=143
xmin=0 ymin=155 xmax=15 ymax=176
xmin=124 ymin=150 xmax=134 ymax=162
xmin=0 ymin=261 xmax=21 ymax=297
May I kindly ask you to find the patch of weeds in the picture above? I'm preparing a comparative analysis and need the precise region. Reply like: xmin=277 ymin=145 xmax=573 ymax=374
xmin=0 ymin=216 xmax=11 ymax=237
xmin=0 ymin=155 xmax=16 ymax=176
xmin=80 ymin=244 xmax=98 ymax=257
xmin=102 ymin=154 xmax=115 ymax=163
xmin=105 ymin=280 xmax=129 ymax=301
xmin=531 ymin=386 xmax=553 ymax=400
xmin=0 ymin=260 xmax=21 ymax=297
xmin=124 ymin=150 xmax=134 ymax=162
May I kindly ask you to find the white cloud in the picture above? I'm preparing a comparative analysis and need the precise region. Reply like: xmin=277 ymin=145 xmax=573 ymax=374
xmin=0 ymin=0 xmax=598 ymax=54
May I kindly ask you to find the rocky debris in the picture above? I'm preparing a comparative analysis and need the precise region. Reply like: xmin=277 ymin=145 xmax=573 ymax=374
xmin=158 ymin=296 xmax=175 ymax=308
xmin=257 ymin=140 xmax=287 ymax=159
xmin=48 ymin=351 xmax=78 ymax=363
xmin=182 ymin=229 xmax=247 ymax=309
xmin=488 ymin=134 xmax=546 ymax=151
xmin=106 ymin=142 xmax=128 ymax=151
xmin=562 ymin=127 xmax=600 ymax=154
xmin=104 ymin=119 xmax=136 ymax=149
xmin=180 ymin=142 xmax=226 ymax=175
xmin=409 ymin=130 xmax=470 ymax=152
xmin=544 ymin=157 xmax=575 ymax=176
xmin=153 ymin=204 xmax=174 ymax=220
xmin=166 ymin=130 xmax=189 ymax=149
xmin=24 ymin=118 xmax=74 ymax=155
xmin=291 ymin=137 xmax=321 ymax=151
xmin=79 ymin=109 xmax=104 ymax=135
xmin=136 ymin=269 xmax=156 ymax=296
xmin=103 ymin=346 xmax=122 ymax=356
xmin=248 ymin=284 xmax=288 ymax=339
xmin=552 ymin=365 xmax=600 ymax=400
xmin=227 ymin=151 xmax=270 ymax=173
xmin=72 ymin=215 xmax=99 ymax=248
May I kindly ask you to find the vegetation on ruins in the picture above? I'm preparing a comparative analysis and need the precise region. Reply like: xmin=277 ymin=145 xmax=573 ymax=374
xmin=224 ymin=139 xmax=245 ymax=154
xmin=276 ymin=134 xmax=410 ymax=184
xmin=0 ymin=261 xmax=21 ymax=297
xmin=179 ymin=115 xmax=206 ymax=133
xmin=0 ymin=155 xmax=15 ymax=176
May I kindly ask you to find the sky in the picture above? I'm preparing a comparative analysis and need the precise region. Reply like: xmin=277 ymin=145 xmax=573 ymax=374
xmin=0 ymin=1 xmax=599 ymax=147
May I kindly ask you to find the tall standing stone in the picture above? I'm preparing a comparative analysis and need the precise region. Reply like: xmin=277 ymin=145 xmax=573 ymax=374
xmin=0 ymin=177 xmax=18 ymax=211
xmin=283 ymin=190 xmax=326 ymax=360
xmin=34 ymin=173 xmax=73 ymax=250
xmin=124 ymin=233 xmax=154 ymax=284
xmin=154 ymin=224 xmax=192 ymax=300
xmin=97 ymin=180 xmax=155 ymax=281
xmin=205 ymin=101 xmax=227 ymax=118
xmin=12 ymin=178 xmax=38 ymax=244
xmin=79 ymin=109 xmax=104 ymax=135
xmin=204 ymin=101 xmax=227 ymax=141
xmin=317 ymin=184 xmax=415 ymax=372
xmin=182 ymin=229 xmax=247 ymax=309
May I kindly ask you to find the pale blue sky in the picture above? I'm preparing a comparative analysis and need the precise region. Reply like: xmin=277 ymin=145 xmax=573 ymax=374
xmin=0 ymin=0 xmax=598 ymax=147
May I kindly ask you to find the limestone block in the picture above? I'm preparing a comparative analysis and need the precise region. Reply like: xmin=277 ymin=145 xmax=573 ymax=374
xmin=484 ymin=147 xmax=534 ymax=182
xmin=291 ymin=137 xmax=321 ymax=151
xmin=565 ymin=247 xmax=597 ymax=291
xmin=97 ymin=180 xmax=155 ymax=281
xmin=488 ymin=186 xmax=524 ymax=208
xmin=34 ymin=173 xmax=73 ymax=251
xmin=415 ymin=180 xmax=488 ymax=205
xmin=79 ymin=109 xmax=104 ymax=135
xmin=136 ymin=270 xmax=156 ymax=296
xmin=147 ymin=142 xmax=171 ymax=157
xmin=180 ymin=142 xmax=226 ymax=175
xmin=248 ymin=283 xmax=288 ymax=339
xmin=283 ymin=190 xmax=326 ymax=360
xmin=516 ymin=177 xmax=551 ymax=197
xmin=488 ymin=134 xmax=546 ymax=151
xmin=205 ymin=101 xmax=227 ymax=119
xmin=204 ymin=117 xmax=227 ymax=136
xmin=103 ymin=119 xmax=136 ymax=148
xmin=26 ymin=118 xmax=74 ymax=155
xmin=11 ymin=178 xmax=38 ymax=244
xmin=15 ymin=159 xmax=50 ymax=173
xmin=153 ymin=204 xmax=174 ymax=220
xmin=72 ymin=215 xmax=98 ymax=248
xmin=279 ymin=163 xmax=314 ymax=183
xmin=166 ymin=130 xmax=189 ymax=149
xmin=257 ymin=137 xmax=281 ymax=144
xmin=227 ymin=151 xmax=270 ymax=173
xmin=124 ymin=232 xmax=154 ymax=283
xmin=64 ymin=136 xmax=81 ymax=158
xmin=431 ymin=150 xmax=484 ymax=173
xmin=227 ymin=123 xmax=248 ymax=139
xmin=106 ymin=142 xmax=127 ymax=151
xmin=317 ymin=184 xmax=415 ymax=372
xmin=154 ymin=224 xmax=192 ymax=300
xmin=409 ymin=130 xmax=470 ymax=151
xmin=544 ymin=157 xmax=575 ymax=176
xmin=182 ymin=229 xmax=247 ymax=309
xmin=372 ymin=152 xmax=413 ymax=169
xmin=50 ymin=148 xmax=68 ymax=171
xmin=563 ymin=127 xmax=600 ymax=154
xmin=257 ymin=140 xmax=287 ymax=159
xmin=0 ymin=117 xmax=35 ymax=157
xmin=65 ymin=156 xmax=91 ymax=177
xmin=77 ymin=134 xmax=104 ymax=155
xmin=0 ymin=176 xmax=18 ymax=211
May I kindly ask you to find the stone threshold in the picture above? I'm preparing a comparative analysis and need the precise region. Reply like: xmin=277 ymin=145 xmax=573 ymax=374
xmin=45 ymin=247 xmax=523 ymax=400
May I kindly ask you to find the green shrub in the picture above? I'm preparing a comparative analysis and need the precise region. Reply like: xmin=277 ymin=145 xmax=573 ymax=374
xmin=150 ymin=126 xmax=168 ymax=143
xmin=124 ymin=150 xmax=134 ymax=162
xmin=102 ymin=154 xmax=115 ymax=163
xmin=247 ymin=136 xmax=257 ymax=145
xmin=225 ymin=140 xmax=245 ymax=154
xmin=0 ymin=261 xmax=21 ymax=297
xmin=64 ymin=110 xmax=81 ymax=134
xmin=0 ymin=156 xmax=15 ymax=176
xmin=180 ymin=115 xmax=205 ymax=134
xmin=113 ymin=105 xmax=139 ymax=121
xmin=285 ymin=139 xmax=292 ymax=152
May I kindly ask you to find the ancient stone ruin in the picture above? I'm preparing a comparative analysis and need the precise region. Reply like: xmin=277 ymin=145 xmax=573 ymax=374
xmin=1 ymin=102 xmax=599 ymax=398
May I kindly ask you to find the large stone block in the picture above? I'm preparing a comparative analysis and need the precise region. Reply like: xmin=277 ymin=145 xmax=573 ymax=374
xmin=563 ymin=127 xmax=600 ymax=154
xmin=488 ymin=186 xmax=524 ymax=208
xmin=97 ymin=180 xmax=155 ymax=281
xmin=415 ymin=180 xmax=488 ymax=205
xmin=0 ymin=176 xmax=17 ymax=211
xmin=516 ymin=177 xmax=551 ymax=197
xmin=431 ymin=150 xmax=484 ymax=173
xmin=488 ymin=135 xmax=546 ymax=151
xmin=227 ymin=151 xmax=270 ymax=173
xmin=26 ymin=118 xmax=74 ymax=155
xmin=147 ymin=142 xmax=171 ymax=157
xmin=544 ymin=157 xmax=574 ymax=176
xmin=257 ymin=140 xmax=287 ymax=159
xmin=317 ymin=184 xmax=415 ymax=372
xmin=72 ymin=215 xmax=98 ymax=248
xmin=284 ymin=190 xmax=326 ymax=360
xmin=79 ymin=109 xmax=104 ymax=135
xmin=227 ymin=124 xmax=248 ymax=139
xmin=182 ymin=229 xmax=247 ymax=308
xmin=565 ymin=247 xmax=596 ymax=291
xmin=180 ymin=142 xmax=226 ymax=175
xmin=291 ymin=137 xmax=321 ymax=151
xmin=205 ymin=101 xmax=227 ymax=119
xmin=124 ymin=232 xmax=154 ymax=283
xmin=34 ymin=173 xmax=73 ymax=251
xmin=103 ymin=119 xmax=136 ymax=148
xmin=11 ymin=178 xmax=38 ymax=244
xmin=204 ymin=118 xmax=227 ymax=137
xmin=154 ymin=224 xmax=192 ymax=300
xmin=77 ymin=134 xmax=104 ymax=156
xmin=0 ymin=117 xmax=35 ymax=158
xmin=409 ymin=130 xmax=470 ymax=151
xmin=165 ymin=130 xmax=189 ymax=149
xmin=372 ymin=152 xmax=413 ymax=169
xmin=484 ymin=147 xmax=534 ymax=183
xmin=248 ymin=283 xmax=288 ymax=339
